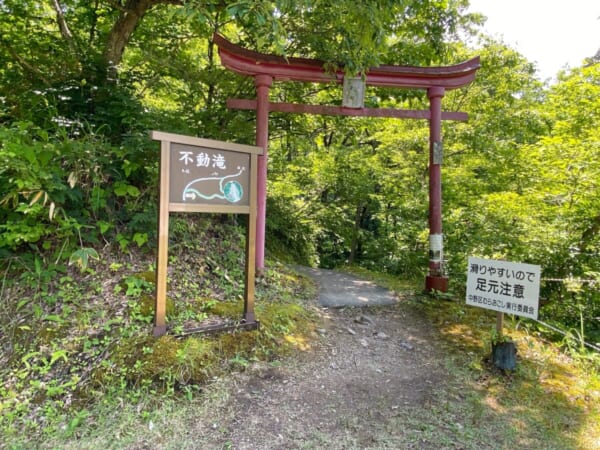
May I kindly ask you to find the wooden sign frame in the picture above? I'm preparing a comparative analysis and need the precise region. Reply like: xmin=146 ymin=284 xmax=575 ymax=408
xmin=150 ymin=131 xmax=263 ymax=336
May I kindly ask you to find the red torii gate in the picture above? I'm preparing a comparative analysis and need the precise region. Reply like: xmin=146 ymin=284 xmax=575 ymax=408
xmin=214 ymin=34 xmax=480 ymax=292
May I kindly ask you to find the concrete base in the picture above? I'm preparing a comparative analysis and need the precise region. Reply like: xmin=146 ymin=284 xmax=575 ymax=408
xmin=492 ymin=341 xmax=517 ymax=370
xmin=425 ymin=275 xmax=448 ymax=293
xmin=243 ymin=312 xmax=256 ymax=323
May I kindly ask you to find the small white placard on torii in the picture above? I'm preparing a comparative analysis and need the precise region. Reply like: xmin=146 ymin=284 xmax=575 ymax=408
xmin=466 ymin=257 xmax=541 ymax=319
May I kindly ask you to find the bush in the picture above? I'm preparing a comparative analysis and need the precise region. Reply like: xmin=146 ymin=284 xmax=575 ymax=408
xmin=0 ymin=121 xmax=157 ymax=258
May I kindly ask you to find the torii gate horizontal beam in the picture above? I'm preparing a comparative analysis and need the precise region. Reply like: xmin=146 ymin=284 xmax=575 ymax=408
xmin=227 ymin=98 xmax=468 ymax=121
xmin=214 ymin=33 xmax=480 ymax=89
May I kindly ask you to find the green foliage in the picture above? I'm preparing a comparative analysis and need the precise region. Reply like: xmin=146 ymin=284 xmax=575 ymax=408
xmin=0 ymin=121 xmax=159 ymax=269
xmin=0 ymin=0 xmax=482 ymax=278
xmin=265 ymin=41 xmax=600 ymax=345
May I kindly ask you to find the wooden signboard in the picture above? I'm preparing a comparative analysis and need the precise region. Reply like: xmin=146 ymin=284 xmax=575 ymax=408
xmin=150 ymin=131 xmax=263 ymax=336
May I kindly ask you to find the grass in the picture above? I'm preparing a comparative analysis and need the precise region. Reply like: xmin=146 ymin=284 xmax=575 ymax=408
xmin=1 ymin=239 xmax=599 ymax=448
xmin=38 ymin=273 xmax=600 ymax=448
xmin=0 ymin=216 xmax=320 ymax=448
xmin=0 ymin=259 xmax=319 ymax=448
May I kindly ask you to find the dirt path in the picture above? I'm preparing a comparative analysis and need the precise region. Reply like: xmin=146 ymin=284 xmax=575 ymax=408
xmin=293 ymin=266 xmax=398 ymax=308
xmin=184 ymin=269 xmax=457 ymax=449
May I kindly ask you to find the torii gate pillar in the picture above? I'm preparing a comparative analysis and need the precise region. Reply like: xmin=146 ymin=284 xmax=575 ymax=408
xmin=254 ymin=74 xmax=272 ymax=276
xmin=426 ymin=86 xmax=448 ymax=292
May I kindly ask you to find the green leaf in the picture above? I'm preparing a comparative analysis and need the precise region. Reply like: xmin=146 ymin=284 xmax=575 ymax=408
xmin=113 ymin=182 xmax=139 ymax=198
xmin=43 ymin=314 xmax=63 ymax=323
xmin=132 ymin=232 xmax=148 ymax=247
xmin=49 ymin=349 xmax=68 ymax=366
xmin=16 ymin=299 xmax=29 ymax=310
xmin=98 ymin=220 xmax=112 ymax=234
xmin=113 ymin=182 xmax=128 ymax=197
xmin=69 ymin=247 xmax=100 ymax=272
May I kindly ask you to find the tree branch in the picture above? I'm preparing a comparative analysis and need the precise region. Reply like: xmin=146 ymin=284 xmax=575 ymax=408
xmin=106 ymin=0 xmax=129 ymax=13
xmin=50 ymin=0 xmax=77 ymax=54
xmin=0 ymin=37 xmax=52 ymax=87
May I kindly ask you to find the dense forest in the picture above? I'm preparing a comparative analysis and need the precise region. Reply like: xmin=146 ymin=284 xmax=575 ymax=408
xmin=0 ymin=1 xmax=599 ymax=438
xmin=2 ymin=0 xmax=598 ymax=337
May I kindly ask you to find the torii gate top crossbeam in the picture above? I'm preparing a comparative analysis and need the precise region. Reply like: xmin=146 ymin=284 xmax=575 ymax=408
xmin=213 ymin=33 xmax=480 ymax=90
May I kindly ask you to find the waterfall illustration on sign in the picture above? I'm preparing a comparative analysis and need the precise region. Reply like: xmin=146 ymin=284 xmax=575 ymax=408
xmin=182 ymin=166 xmax=245 ymax=203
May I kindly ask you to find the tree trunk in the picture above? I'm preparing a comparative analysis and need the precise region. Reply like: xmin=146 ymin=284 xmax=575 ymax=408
xmin=103 ymin=0 xmax=181 ymax=70
xmin=580 ymin=213 xmax=600 ymax=253
xmin=349 ymin=203 xmax=365 ymax=264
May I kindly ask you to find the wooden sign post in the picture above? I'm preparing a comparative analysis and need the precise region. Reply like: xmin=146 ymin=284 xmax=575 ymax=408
xmin=151 ymin=131 xmax=263 ymax=337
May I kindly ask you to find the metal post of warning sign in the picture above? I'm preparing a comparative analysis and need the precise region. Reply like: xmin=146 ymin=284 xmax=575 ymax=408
xmin=151 ymin=131 xmax=263 ymax=336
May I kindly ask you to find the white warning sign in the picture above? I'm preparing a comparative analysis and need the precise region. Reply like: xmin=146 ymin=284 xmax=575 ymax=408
xmin=466 ymin=257 xmax=541 ymax=319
